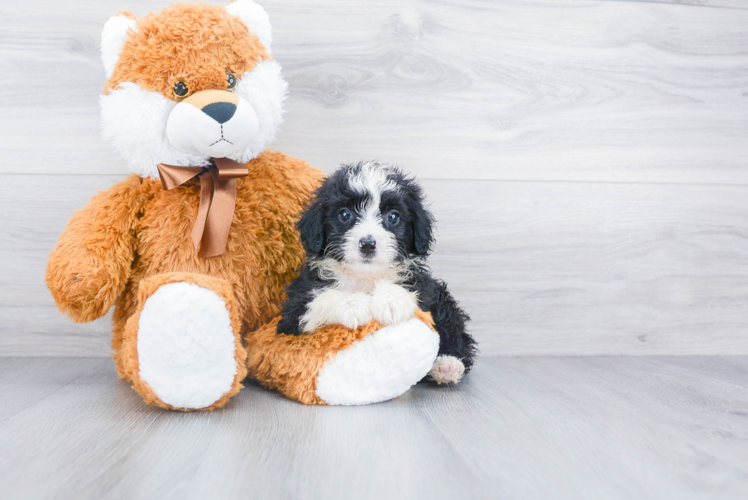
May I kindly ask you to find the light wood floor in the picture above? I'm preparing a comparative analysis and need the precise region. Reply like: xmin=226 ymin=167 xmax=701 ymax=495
xmin=1 ymin=356 xmax=747 ymax=500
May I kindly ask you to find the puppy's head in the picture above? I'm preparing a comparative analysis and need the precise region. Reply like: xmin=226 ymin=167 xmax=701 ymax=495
xmin=99 ymin=1 xmax=285 ymax=178
xmin=298 ymin=161 xmax=435 ymax=273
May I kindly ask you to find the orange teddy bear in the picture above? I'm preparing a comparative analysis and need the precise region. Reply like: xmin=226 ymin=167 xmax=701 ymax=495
xmin=46 ymin=1 xmax=440 ymax=410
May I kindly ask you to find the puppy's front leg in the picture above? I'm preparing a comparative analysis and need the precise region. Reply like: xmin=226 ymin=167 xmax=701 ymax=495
xmin=301 ymin=288 xmax=372 ymax=332
xmin=371 ymin=280 xmax=418 ymax=326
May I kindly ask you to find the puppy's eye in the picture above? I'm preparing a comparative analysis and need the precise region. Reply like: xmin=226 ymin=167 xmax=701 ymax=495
xmin=386 ymin=211 xmax=400 ymax=226
xmin=226 ymin=73 xmax=237 ymax=90
xmin=173 ymin=82 xmax=189 ymax=98
xmin=338 ymin=208 xmax=352 ymax=223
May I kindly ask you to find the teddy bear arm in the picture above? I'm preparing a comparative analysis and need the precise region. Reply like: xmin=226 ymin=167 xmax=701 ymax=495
xmin=46 ymin=178 xmax=141 ymax=323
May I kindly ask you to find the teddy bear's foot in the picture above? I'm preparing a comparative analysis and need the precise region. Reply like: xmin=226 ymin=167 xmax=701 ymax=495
xmin=121 ymin=273 xmax=247 ymax=411
xmin=428 ymin=355 xmax=465 ymax=384
xmin=315 ymin=317 xmax=439 ymax=405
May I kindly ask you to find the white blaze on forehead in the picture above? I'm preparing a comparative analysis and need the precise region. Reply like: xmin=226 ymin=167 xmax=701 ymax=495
xmin=347 ymin=162 xmax=398 ymax=224
xmin=341 ymin=162 xmax=400 ymax=270
xmin=347 ymin=162 xmax=398 ymax=202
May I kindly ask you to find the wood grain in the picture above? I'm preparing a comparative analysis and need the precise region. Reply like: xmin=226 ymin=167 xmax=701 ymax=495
xmin=0 ymin=357 xmax=106 ymax=421
xmin=1 ymin=0 xmax=747 ymax=356
xmin=3 ymin=175 xmax=748 ymax=356
xmin=616 ymin=0 xmax=748 ymax=8
xmin=1 ymin=356 xmax=747 ymax=499
xmin=0 ymin=0 xmax=747 ymax=183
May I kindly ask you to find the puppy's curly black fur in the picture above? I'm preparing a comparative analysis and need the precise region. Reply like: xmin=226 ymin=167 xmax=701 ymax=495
xmin=277 ymin=161 xmax=477 ymax=374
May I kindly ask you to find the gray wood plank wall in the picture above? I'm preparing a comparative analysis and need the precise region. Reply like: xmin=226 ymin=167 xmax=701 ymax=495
xmin=1 ymin=0 xmax=747 ymax=356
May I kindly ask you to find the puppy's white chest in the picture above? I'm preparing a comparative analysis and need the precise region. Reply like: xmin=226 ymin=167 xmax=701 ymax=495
xmin=335 ymin=274 xmax=377 ymax=294
xmin=334 ymin=266 xmax=401 ymax=294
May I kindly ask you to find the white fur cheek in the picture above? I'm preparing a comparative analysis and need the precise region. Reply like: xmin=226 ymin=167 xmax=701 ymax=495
xmin=165 ymin=102 xmax=221 ymax=157
xmin=221 ymin=100 xmax=260 ymax=157
xmin=100 ymin=83 xmax=209 ymax=178
xmin=231 ymin=60 xmax=287 ymax=163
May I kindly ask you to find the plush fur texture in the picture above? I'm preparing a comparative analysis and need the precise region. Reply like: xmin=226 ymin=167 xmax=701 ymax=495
xmin=101 ymin=14 xmax=138 ymax=79
xmin=120 ymin=272 xmax=247 ymax=411
xmin=100 ymin=2 xmax=284 ymax=177
xmin=137 ymin=282 xmax=237 ymax=409
xmin=50 ymin=1 xmax=463 ymax=410
xmin=246 ymin=309 xmax=436 ymax=405
xmin=277 ymin=162 xmax=478 ymax=380
xmin=104 ymin=3 xmax=270 ymax=98
xmin=315 ymin=317 xmax=439 ymax=405
xmin=47 ymin=151 xmax=324 ymax=409
xmin=45 ymin=1 xmax=330 ymax=411
xmin=226 ymin=0 xmax=273 ymax=50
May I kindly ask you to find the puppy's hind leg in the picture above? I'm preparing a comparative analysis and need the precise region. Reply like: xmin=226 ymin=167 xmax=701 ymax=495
xmin=429 ymin=355 xmax=466 ymax=384
xmin=424 ymin=279 xmax=477 ymax=384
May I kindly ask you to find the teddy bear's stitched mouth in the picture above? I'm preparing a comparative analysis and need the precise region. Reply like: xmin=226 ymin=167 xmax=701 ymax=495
xmin=209 ymin=124 xmax=235 ymax=147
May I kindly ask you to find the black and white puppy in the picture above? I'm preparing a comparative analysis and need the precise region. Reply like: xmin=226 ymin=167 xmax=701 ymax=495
xmin=277 ymin=161 xmax=477 ymax=383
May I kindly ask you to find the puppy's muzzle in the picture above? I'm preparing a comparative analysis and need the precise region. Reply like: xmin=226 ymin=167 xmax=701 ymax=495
xmin=184 ymin=90 xmax=239 ymax=124
xmin=359 ymin=236 xmax=377 ymax=257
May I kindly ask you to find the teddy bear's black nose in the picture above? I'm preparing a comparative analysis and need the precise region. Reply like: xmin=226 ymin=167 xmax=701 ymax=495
xmin=202 ymin=102 xmax=237 ymax=124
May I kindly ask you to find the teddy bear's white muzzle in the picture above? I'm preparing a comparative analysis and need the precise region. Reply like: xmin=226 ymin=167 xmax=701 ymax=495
xmin=166 ymin=94 xmax=260 ymax=159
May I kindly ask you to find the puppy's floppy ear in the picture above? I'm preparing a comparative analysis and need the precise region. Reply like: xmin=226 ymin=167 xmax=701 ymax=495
xmin=404 ymin=181 xmax=435 ymax=256
xmin=297 ymin=196 xmax=326 ymax=257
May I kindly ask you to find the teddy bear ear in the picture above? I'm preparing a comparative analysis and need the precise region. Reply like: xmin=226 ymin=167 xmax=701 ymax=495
xmin=101 ymin=14 xmax=138 ymax=79
xmin=226 ymin=0 xmax=273 ymax=52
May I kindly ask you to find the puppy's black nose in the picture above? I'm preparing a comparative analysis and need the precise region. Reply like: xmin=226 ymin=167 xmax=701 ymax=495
xmin=359 ymin=236 xmax=377 ymax=256
xmin=202 ymin=101 xmax=237 ymax=124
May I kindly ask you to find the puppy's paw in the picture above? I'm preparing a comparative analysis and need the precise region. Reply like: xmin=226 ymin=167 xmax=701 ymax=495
xmin=336 ymin=292 xmax=373 ymax=330
xmin=429 ymin=355 xmax=465 ymax=384
xmin=371 ymin=281 xmax=418 ymax=326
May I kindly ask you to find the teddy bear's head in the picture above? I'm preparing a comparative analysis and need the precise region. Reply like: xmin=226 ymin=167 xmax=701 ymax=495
xmin=99 ymin=1 xmax=286 ymax=178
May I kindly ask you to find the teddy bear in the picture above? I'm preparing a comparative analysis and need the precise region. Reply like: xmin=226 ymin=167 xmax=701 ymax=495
xmin=46 ymin=0 xmax=444 ymax=410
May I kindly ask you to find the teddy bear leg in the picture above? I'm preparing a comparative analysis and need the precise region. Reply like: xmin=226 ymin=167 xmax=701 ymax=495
xmin=314 ymin=317 xmax=440 ymax=405
xmin=246 ymin=310 xmax=440 ymax=406
xmin=120 ymin=272 xmax=247 ymax=411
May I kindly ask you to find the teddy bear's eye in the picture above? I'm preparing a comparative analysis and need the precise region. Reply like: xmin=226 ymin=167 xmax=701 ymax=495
xmin=226 ymin=74 xmax=237 ymax=90
xmin=173 ymin=82 xmax=189 ymax=98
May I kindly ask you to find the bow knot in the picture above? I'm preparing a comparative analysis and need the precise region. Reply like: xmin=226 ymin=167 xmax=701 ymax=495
xmin=157 ymin=158 xmax=249 ymax=258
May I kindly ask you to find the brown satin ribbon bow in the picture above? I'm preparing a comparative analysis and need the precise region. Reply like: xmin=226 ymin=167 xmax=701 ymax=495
xmin=157 ymin=158 xmax=248 ymax=258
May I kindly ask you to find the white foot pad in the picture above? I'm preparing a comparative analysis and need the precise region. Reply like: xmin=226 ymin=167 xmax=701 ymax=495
xmin=315 ymin=318 xmax=439 ymax=405
xmin=137 ymin=282 xmax=237 ymax=409
xmin=429 ymin=355 xmax=465 ymax=384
